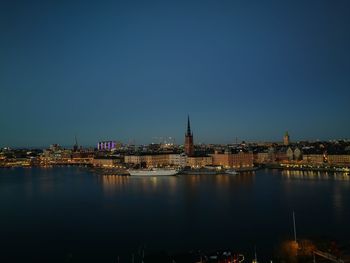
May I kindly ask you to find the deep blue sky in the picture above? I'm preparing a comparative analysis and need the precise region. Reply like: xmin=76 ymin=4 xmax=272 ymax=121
xmin=1 ymin=0 xmax=349 ymax=147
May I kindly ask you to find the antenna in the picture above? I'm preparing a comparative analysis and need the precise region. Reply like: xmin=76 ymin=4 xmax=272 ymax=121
xmin=253 ymin=246 xmax=258 ymax=263
xmin=293 ymin=211 xmax=297 ymax=242
xmin=255 ymin=246 xmax=257 ymax=262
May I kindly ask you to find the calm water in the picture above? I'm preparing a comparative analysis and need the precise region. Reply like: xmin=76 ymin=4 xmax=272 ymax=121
xmin=0 ymin=167 xmax=350 ymax=262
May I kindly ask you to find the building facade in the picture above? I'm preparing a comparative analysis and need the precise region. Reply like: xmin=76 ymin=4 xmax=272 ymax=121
xmin=211 ymin=151 xmax=254 ymax=169
xmin=327 ymin=155 xmax=350 ymax=165
xmin=168 ymin=154 xmax=187 ymax=167
xmin=124 ymin=154 xmax=187 ymax=168
xmin=92 ymin=158 xmax=121 ymax=168
xmin=284 ymin=131 xmax=290 ymax=146
xmin=186 ymin=156 xmax=212 ymax=168
xmin=253 ymin=152 xmax=270 ymax=164
xmin=97 ymin=141 xmax=117 ymax=151
xmin=302 ymin=154 xmax=325 ymax=164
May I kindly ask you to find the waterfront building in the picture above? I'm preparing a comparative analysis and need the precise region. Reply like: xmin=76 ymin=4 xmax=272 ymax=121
xmin=294 ymin=147 xmax=302 ymax=161
xmin=186 ymin=156 xmax=212 ymax=168
xmin=327 ymin=155 xmax=350 ymax=166
xmin=285 ymin=147 xmax=302 ymax=162
xmin=211 ymin=150 xmax=254 ymax=169
xmin=268 ymin=147 xmax=276 ymax=162
xmin=286 ymin=147 xmax=294 ymax=161
xmin=124 ymin=153 xmax=186 ymax=168
xmin=168 ymin=154 xmax=187 ymax=167
xmin=275 ymin=150 xmax=289 ymax=162
xmin=124 ymin=155 xmax=142 ymax=165
xmin=253 ymin=152 xmax=270 ymax=164
xmin=302 ymin=154 xmax=325 ymax=164
xmin=184 ymin=116 xmax=194 ymax=156
xmin=72 ymin=150 xmax=94 ymax=160
xmin=92 ymin=157 xmax=122 ymax=168
xmin=230 ymin=151 xmax=254 ymax=169
xmin=143 ymin=154 xmax=169 ymax=167
xmin=211 ymin=150 xmax=230 ymax=167
xmin=284 ymin=131 xmax=290 ymax=146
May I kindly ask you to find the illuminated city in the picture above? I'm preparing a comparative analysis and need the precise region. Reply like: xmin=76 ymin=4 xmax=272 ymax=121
xmin=1 ymin=117 xmax=349 ymax=174
xmin=1 ymin=0 xmax=350 ymax=262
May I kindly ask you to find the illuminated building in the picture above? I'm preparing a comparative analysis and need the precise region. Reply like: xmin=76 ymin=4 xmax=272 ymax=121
xmin=294 ymin=147 xmax=302 ymax=160
xmin=275 ymin=151 xmax=289 ymax=162
xmin=168 ymin=154 xmax=187 ymax=167
xmin=286 ymin=147 xmax=302 ymax=162
xmin=92 ymin=157 xmax=122 ymax=168
xmin=124 ymin=155 xmax=142 ymax=165
xmin=211 ymin=150 xmax=254 ymax=168
xmin=302 ymin=154 xmax=324 ymax=164
xmin=286 ymin=147 xmax=294 ymax=161
xmin=327 ymin=155 xmax=350 ymax=165
xmin=124 ymin=154 xmax=187 ymax=168
xmin=254 ymin=152 xmax=270 ymax=164
xmin=186 ymin=156 xmax=212 ymax=168
xmin=97 ymin=141 xmax=117 ymax=151
xmin=284 ymin=131 xmax=290 ymax=146
xmin=143 ymin=154 xmax=169 ymax=167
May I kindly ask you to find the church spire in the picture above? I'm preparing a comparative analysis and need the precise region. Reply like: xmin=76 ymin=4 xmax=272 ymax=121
xmin=187 ymin=115 xmax=191 ymax=136
xmin=185 ymin=115 xmax=194 ymax=156
xmin=73 ymin=135 xmax=79 ymax=152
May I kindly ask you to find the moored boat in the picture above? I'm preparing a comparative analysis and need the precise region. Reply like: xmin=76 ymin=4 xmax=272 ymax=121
xmin=225 ymin=169 xmax=239 ymax=175
xmin=127 ymin=168 xmax=179 ymax=176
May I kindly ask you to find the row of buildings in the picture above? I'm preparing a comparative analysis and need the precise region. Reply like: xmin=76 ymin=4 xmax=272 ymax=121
xmin=3 ymin=146 xmax=349 ymax=169
xmin=123 ymin=151 xmax=253 ymax=169
xmin=1 ymin=117 xmax=349 ymax=169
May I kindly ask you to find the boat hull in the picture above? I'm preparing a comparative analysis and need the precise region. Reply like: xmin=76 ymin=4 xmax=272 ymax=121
xmin=128 ymin=169 xmax=179 ymax=176
xmin=225 ymin=170 xmax=238 ymax=175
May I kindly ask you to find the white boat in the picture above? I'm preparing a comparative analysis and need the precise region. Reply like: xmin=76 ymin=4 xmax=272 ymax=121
xmin=225 ymin=169 xmax=238 ymax=175
xmin=127 ymin=168 xmax=179 ymax=176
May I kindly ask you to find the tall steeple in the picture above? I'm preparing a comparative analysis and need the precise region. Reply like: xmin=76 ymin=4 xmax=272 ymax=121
xmin=184 ymin=115 xmax=194 ymax=156
xmin=73 ymin=135 xmax=79 ymax=152
xmin=187 ymin=115 xmax=192 ymax=136
xmin=284 ymin=131 xmax=290 ymax=146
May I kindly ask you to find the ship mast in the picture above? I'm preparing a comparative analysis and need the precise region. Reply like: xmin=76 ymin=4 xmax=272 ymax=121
xmin=293 ymin=211 xmax=297 ymax=242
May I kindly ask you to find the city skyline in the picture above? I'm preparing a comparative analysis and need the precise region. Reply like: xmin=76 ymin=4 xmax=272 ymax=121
xmin=1 ymin=116 xmax=350 ymax=149
xmin=1 ymin=0 xmax=350 ymax=147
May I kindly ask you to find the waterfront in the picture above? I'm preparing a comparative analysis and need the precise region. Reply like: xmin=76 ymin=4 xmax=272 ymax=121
xmin=0 ymin=168 xmax=350 ymax=262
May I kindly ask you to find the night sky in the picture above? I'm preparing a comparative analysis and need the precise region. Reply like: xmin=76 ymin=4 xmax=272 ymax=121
xmin=1 ymin=0 xmax=349 ymax=147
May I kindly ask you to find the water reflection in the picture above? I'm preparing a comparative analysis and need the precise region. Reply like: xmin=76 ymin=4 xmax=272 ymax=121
xmin=2 ymin=168 xmax=350 ymax=262
xmin=281 ymin=170 xmax=350 ymax=181
xmin=333 ymin=184 xmax=343 ymax=222
xmin=99 ymin=173 xmax=256 ymax=197
xmin=99 ymin=174 xmax=179 ymax=196
xmin=100 ymin=174 xmax=130 ymax=186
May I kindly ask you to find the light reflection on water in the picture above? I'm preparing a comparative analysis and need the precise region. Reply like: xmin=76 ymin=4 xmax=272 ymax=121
xmin=281 ymin=170 xmax=350 ymax=181
xmin=99 ymin=174 xmax=180 ymax=195
xmin=280 ymin=169 xmax=350 ymax=228
xmin=99 ymin=173 xmax=256 ymax=195
xmin=1 ymin=168 xmax=350 ymax=263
